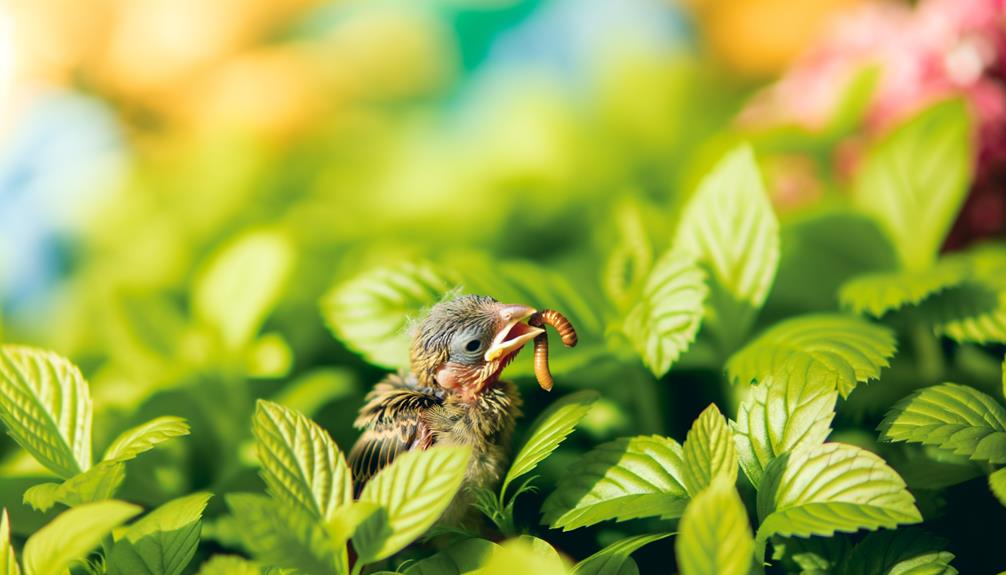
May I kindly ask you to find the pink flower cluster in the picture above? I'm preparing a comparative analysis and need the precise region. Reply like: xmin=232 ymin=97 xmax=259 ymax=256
xmin=742 ymin=0 xmax=1006 ymax=244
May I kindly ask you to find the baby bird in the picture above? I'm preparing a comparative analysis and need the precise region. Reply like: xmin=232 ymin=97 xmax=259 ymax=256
xmin=349 ymin=295 xmax=544 ymax=502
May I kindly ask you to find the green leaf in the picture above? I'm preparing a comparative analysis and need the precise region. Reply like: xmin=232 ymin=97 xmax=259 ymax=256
xmin=681 ymin=404 xmax=737 ymax=496
xmin=602 ymin=199 xmax=655 ymax=310
xmin=0 ymin=346 xmax=92 ymax=478
xmin=103 ymin=416 xmax=190 ymax=462
xmin=23 ymin=460 xmax=125 ymax=512
xmin=675 ymin=477 xmax=753 ymax=575
xmin=106 ymin=492 xmax=212 ymax=575
xmin=196 ymin=555 xmax=261 ymax=575
xmin=727 ymin=313 xmax=896 ymax=397
xmin=502 ymin=391 xmax=598 ymax=497
xmin=878 ymin=383 xmax=1006 ymax=464
xmin=573 ymin=533 xmax=670 ymax=575
xmin=22 ymin=500 xmax=141 ymax=575
xmin=914 ymin=282 xmax=1006 ymax=344
xmin=839 ymin=258 xmax=970 ymax=317
xmin=770 ymin=535 xmax=849 ymax=575
xmin=990 ymin=467 xmax=1006 ymax=507
xmin=756 ymin=443 xmax=921 ymax=544
xmin=253 ymin=400 xmax=352 ymax=522
xmin=481 ymin=538 xmax=568 ymax=575
xmin=732 ymin=374 xmax=837 ymax=488
xmin=402 ymin=538 xmax=500 ymax=575
xmin=194 ymin=230 xmax=294 ymax=349
xmin=674 ymin=144 xmax=779 ymax=348
xmin=354 ymin=446 xmax=470 ymax=562
xmin=226 ymin=493 xmax=337 ymax=575
xmin=321 ymin=261 xmax=452 ymax=370
xmin=325 ymin=501 xmax=379 ymax=548
xmin=0 ymin=509 xmax=19 ymax=575
xmin=837 ymin=529 xmax=957 ymax=575
xmin=853 ymin=99 xmax=972 ymax=271
xmin=621 ymin=251 xmax=707 ymax=377
xmin=542 ymin=435 xmax=689 ymax=530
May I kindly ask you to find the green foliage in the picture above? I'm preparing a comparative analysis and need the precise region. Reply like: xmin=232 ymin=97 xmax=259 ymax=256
xmin=990 ymin=468 xmax=1006 ymax=507
xmin=676 ymin=477 xmax=753 ymax=575
xmin=402 ymin=538 xmax=500 ymax=575
xmin=836 ymin=529 xmax=957 ymax=575
xmin=839 ymin=258 xmax=971 ymax=318
xmin=102 ymin=416 xmax=190 ymax=462
xmin=727 ymin=314 xmax=896 ymax=397
xmin=572 ymin=533 xmax=670 ymax=575
xmin=226 ymin=493 xmax=338 ymax=575
xmin=0 ymin=510 xmax=19 ymax=575
xmin=681 ymin=404 xmax=737 ymax=496
xmin=23 ymin=460 xmax=125 ymax=512
xmin=22 ymin=500 xmax=141 ymax=575
xmin=106 ymin=492 xmax=212 ymax=575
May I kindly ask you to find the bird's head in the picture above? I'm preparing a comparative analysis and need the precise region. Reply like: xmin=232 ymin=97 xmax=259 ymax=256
xmin=410 ymin=295 xmax=543 ymax=401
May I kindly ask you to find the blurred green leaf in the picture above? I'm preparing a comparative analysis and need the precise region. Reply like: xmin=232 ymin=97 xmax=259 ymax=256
xmin=270 ymin=368 xmax=359 ymax=417
xmin=0 ymin=509 xmax=19 ymax=575
xmin=853 ymin=99 xmax=972 ymax=271
xmin=836 ymin=529 xmax=957 ymax=575
xmin=681 ymin=404 xmax=737 ymax=496
xmin=480 ymin=538 xmax=567 ymax=575
xmin=22 ymin=500 xmax=141 ymax=575
xmin=879 ymin=383 xmax=1006 ymax=464
xmin=573 ymin=533 xmax=670 ymax=575
xmin=839 ymin=258 xmax=970 ymax=317
xmin=226 ymin=493 xmax=337 ymax=575
xmin=732 ymin=374 xmax=836 ymax=488
xmin=676 ymin=477 xmax=753 ymax=575
xmin=354 ymin=446 xmax=470 ymax=562
xmin=194 ymin=230 xmax=294 ymax=349
xmin=542 ymin=435 xmax=689 ymax=530
xmin=106 ymin=492 xmax=212 ymax=575
xmin=990 ymin=468 xmax=1006 ymax=507
xmin=0 ymin=346 xmax=93 ymax=479
xmin=727 ymin=313 xmax=896 ymax=397
xmin=402 ymin=538 xmax=500 ymax=575
xmin=23 ymin=460 xmax=125 ymax=512
xmin=103 ymin=416 xmax=190 ymax=462
xmin=196 ymin=555 xmax=261 ymax=575
xmin=253 ymin=400 xmax=352 ymax=522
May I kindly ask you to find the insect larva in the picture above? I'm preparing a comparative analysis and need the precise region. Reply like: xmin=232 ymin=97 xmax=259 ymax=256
xmin=529 ymin=309 xmax=578 ymax=391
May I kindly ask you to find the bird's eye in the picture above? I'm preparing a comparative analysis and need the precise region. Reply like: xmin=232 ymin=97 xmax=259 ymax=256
xmin=465 ymin=339 xmax=482 ymax=352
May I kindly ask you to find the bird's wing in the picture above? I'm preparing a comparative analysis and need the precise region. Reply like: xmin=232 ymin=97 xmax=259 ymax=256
xmin=349 ymin=374 xmax=442 ymax=485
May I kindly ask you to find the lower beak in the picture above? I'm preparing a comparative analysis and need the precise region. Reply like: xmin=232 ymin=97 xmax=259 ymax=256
xmin=484 ymin=305 xmax=544 ymax=361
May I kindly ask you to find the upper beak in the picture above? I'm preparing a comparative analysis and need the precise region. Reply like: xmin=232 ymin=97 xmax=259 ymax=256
xmin=484 ymin=304 xmax=544 ymax=362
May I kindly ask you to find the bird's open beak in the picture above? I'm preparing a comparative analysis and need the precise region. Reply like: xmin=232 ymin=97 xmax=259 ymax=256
xmin=485 ymin=304 xmax=544 ymax=362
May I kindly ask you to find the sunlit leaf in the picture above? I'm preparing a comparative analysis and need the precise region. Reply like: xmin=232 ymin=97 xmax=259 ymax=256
xmin=573 ymin=533 xmax=670 ymax=575
xmin=481 ymin=538 xmax=568 ymax=575
xmin=622 ymin=251 xmax=707 ymax=377
xmin=107 ymin=492 xmax=212 ymax=575
xmin=756 ymin=443 xmax=921 ymax=543
xmin=322 ymin=261 xmax=452 ymax=370
xmin=0 ymin=509 xmax=19 ymax=575
xmin=676 ymin=477 xmax=753 ymax=575
xmin=839 ymin=258 xmax=970 ymax=317
xmin=878 ymin=383 xmax=1006 ymax=464
xmin=23 ymin=460 xmax=125 ymax=512
xmin=194 ymin=230 xmax=294 ymax=349
xmin=403 ymin=538 xmax=500 ymax=575
xmin=196 ymin=555 xmax=261 ymax=575
xmin=853 ymin=99 xmax=972 ymax=271
xmin=732 ymin=374 xmax=837 ymax=488
xmin=727 ymin=313 xmax=896 ymax=397
xmin=681 ymin=404 xmax=737 ymax=496
xmin=0 ymin=346 xmax=92 ymax=478
xmin=253 ymin=400 xmax=352 ymax=522
xmin=226 ymin=493 xmax=337 ymax=575
xmin=503 ymin=391 xmax=598 ymax=497
xmin=22 ymin=500 xmax=141 ymax=575
xmin=354 ymin=446 xmax=470 ymax=562
xmin=103 ymin=416 xmax=190 ymax=462
xmin=542 ymin=435 xmax=689 ymax=530
xmin=674 ymin=144 xmax=779 ymax=348
xmin=837 ymin=529 xmax=957 ymax=575
xmin=990 ymin=468 xmax=1006 ymax=507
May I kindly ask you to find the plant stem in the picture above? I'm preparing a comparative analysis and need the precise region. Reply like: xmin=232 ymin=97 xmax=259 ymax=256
xmin=350 ymin=560 xmax=364 ymax=575
xmin=911 ymin=321 xmax=945 ymax=383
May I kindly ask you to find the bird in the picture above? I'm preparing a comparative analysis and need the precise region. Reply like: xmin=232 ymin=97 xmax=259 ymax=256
xmin=348 ymin=294 xmax=545 ymax=511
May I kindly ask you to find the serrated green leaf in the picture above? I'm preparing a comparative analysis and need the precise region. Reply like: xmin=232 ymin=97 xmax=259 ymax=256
xmin=22 ymin=500 xmax=141 ymax=575
xmin=732 ymin=374 xmax=837 ymax=488
xmin=756 ymin=443 xmax=921 ymax=544
xmin=0 ymin=509 xmax=19 ymax=575
xmin=253 ymin=400 xmax=352 ymax=522
xmin=853 ymin=99 xmax=972 ymax=271
xmin=674 ymin=144 xmax=779 ymax=348
xmin=990 ymin=468 xmax=1006 ymax=507
xmin=676 ymin=477 xmax=753 ymax=575
xmin=196 ymin=555 xmax=262 ymax=575
xmin=682 ymin=404 xmax=737 ymax=496
xmin=915 ymin=282 xmax=1006 ymax=344
xmin=0 ymin=346 xmax=92 ymax=479
xmin=879 ymin=383 xmax=1006 ymax=464
xmin=23 ymin=460 xmax=125 ymax=512
xmin=354 ymin=446 xmax=470 ymax=562
xmin=542 ymin=435 xmax=689 ymax=530
xmin=322 ymin=261 xmax=452 ymax=370
xmin=106 ymin=492 xmax=212 ymax=575
xmin=503 ymin=391 xmax=598 ymax=497
xmin=837 ymin=528 xmax=957 ymax=575
xmin=402 ymin=538 xmax=500 ymax=575
xmin=573 ymin=533 xmax=670 ymax=575
xmin=622 ymin=251 xmax=707 ymax=377
xmin=226 ymin=493 xmax=337 ymax=575
xmin=481 ymin=538 xmax=567 ymax=575
xmin=103 ymin=416 xmax=190 ymax=462
xmin=839 ymin=258 xmax=970 ymax=317
xmin=727 ymin=313 xmax=896 ymax=397
xmin=194 ymin=230 xmax=293 ymax=349
xmin=602 ymin=199 xmax=655 ymax=310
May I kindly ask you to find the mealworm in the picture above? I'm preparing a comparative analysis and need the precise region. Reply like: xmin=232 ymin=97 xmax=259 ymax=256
xmin=528 ymin=309 xmax=578 ymax=391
